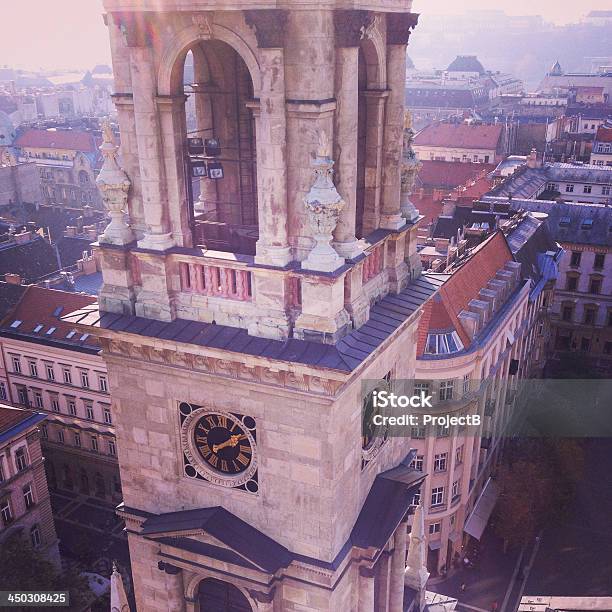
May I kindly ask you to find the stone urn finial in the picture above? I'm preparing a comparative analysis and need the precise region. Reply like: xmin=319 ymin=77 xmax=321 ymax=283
xmin=302 ymin=131 xmax=345 ymax=273
xmin=400 ymin=110 xmax=422 ymax=223
xmin=96 ymin=120 xmax=134 ymax=246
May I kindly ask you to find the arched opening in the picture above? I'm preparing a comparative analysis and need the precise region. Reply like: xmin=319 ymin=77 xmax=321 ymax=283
xmin=79 ymin=469 xmax=89 ymax=495
xmin=182 ymin=39 xmax=258 ymax=255
xmin=197 ymin=578 xmax=252 ymax=612
xmin=62 ymin=464 xmax=73 ymax=490
xmin=94 ymin=473 xmax=106 ymax=498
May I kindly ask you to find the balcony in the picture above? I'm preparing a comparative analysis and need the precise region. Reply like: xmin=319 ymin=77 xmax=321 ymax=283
xmin=179 ymin=260 xmax=253 ymax=302
xmin=193 ymin=217 xmax=258 ymax=257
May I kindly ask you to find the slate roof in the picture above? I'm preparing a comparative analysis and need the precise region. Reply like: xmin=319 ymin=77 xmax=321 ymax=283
xmin=0 ymin=237 xmax=60 ymax=283
xmin=414 ymin=124 xmax=503 ymax=151
xmin=447 ymin=55 xmax=486 ymax=75
xmin=14 ymin=128 xmax=100 ymax=153
xmin=595 ymin=121 xmax=612 ymax=143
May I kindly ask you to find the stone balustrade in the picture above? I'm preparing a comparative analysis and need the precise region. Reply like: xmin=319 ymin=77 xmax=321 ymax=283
xmin=362 ymin=244 xmax=384 ymax=285
xmin=179 ymin=261 xmax=253 ymax=301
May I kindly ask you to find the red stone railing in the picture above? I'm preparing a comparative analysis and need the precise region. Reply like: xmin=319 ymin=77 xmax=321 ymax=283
xmin=179 ymin=261 xmax=252 ymax=301
xmin=362 ymin=244 xmax=384 ymax=284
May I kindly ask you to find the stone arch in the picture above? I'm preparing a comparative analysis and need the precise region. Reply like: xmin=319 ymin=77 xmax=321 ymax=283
xmin=361 ymin=20 xmax=387 ymax=89
xmin=158 ymin=23 xmax=261 ymax=97
xmin=185 ymin=573 xmax=257 ymax=612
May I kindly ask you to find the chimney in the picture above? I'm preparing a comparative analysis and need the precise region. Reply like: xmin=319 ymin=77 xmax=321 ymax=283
xmin=527 ymin=148 xmax=538 ymax=169
xmin=64 ymin=226 xmax=77 ymax=237
xmin=4 ymin=273 xmax=22 ymax=285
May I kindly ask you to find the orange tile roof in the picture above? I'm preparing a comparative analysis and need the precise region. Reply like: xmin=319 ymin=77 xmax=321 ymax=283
xmin=417 ymin=232 xmax=513 ymax=354
xmin=14 ymin=128 xmax=100 ymax=152
xmin=414 ymin=123 xmax=504 ymax=150
xmin=417 ymin=160 xmax=497 ymax=190
xmin=1 ymin=285 xmax=98 ymax=349
xmin=0 ymin=404 xmax=36 ymax=434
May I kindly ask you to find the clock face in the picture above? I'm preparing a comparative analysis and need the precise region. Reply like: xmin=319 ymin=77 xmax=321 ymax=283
xmin=193 ymin=413 xmax=253 ymax=475
xmin=180 ymin=405 xmax=258 ymax=489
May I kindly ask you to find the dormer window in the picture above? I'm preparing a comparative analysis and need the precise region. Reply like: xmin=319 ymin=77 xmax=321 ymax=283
xmin=66 ymin=330 xmax=76 ymax=339
xmin=33 ymin=324 xmax=44 ymax=333
xmin=581 ymin=219 xmax=593 ymax=230
xmin=45 ymin=327 xmax=56 ymax=336
xmin=425 ymin=332 xmax=465 ymax=355
xmin=10 ymin=320 xmax=22 ymax=329
xmin=559 ymin=217 xmax=570 ymax=227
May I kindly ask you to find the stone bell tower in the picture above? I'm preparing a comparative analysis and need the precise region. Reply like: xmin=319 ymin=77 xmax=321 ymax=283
xmin=62 ymin=1 xmax=444 ymax=610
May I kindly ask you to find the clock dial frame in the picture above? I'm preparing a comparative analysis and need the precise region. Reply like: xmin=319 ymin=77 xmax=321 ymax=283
xmin=181 ymin=407 xmax=257 ymax=488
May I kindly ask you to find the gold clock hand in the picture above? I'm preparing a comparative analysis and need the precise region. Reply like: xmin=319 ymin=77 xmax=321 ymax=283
xmin=212 ymin=434 xmax=246 ymax=453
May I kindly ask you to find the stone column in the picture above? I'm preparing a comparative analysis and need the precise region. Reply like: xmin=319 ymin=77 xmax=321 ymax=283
xmin=124 ymin=13 xmax=174 ymax=251
xmin=332 ymin=11 xmax=372 ymax=259
xmin=389 ymin=518 xmax=409 ymax=612
xmin=358 ymin=566 xmax=376 ymax=612
xmin=245 ymin=10 xmax=292 ymax=268
xmin=380 ymin=13 xmax=418 ymax=231
xmin=158 ymin=562 xmax=186 ymax=612
xmin=405 ymin=504 xmax=430 ymax=612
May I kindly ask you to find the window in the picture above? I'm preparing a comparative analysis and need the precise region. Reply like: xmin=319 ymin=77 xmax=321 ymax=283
xmin=411 ymin=427 xmax=426 ymax=439
xmin=589 ymin=277 xmax=602 ymax=295
xmin=583 ymin=185 xmax=592 ymax=194
xmin=581 ymin=337 xmax=591 ymax=352
xmin=33 ymin=324 xmax=43 ymax=333
xmin=604 ymin=341 xmax=612 ymax=355
xmin=414 ymin=382 xmax=430 ymax=395
xmin=603 ymin=186 xmax=611 ymax=196
xmin=33 ymin=391 xmax=43 ymax=409
xmin=80 ymin=371 xmax=89 ymax=388
xmin=99 ymin=376 xmax=108 ymax=393
xmin=51 ymin=396 xmax=60 ymax=412
xmin=452 ymin=478 xmax=461 ymax=500
xmin=562 ymin=305 xmax=574 ymax=322
xmin=431 ymin=486 xmax=445 ymax=507
xmin=91 ymin=437 xmax=98 ymax=452
xmin=462 ymin=374 xmax=471 ymax=394
xmin=608 ymin=310 xmax=612 ymax=327
xmin=17 ymin=387 xmax=28 ymax=406
xmin=10 ymin=320 xmax=22 ymax=329
xmin=0 ymin=458 xmax=5 ymax=482
xmin=439 ymin=380 xmax=454 ymax=401
xmin=41 ymin=424 xmax=48 ymax=439
xmin=74 ymin=432 xmax=81 ymax=448
xmin=594 ymin=253 xmax=605 ymax=270
xmin=103 ymin=407 xmax=112 ymax=425
xmin=456 ymin=444 xmax=464 ymax=465
xmin=11 ymin=356 xmax=21 ymax=374
xmin=1 ymin=499 xmax=13 ymax=525
xmin=436 ymin=424 xmax=449 ymax=438
xmin=565 ymin=184 xmax=574 ymax=193
xmin=566 ymin=274 xmax=579 ymax=292
xmin=23 ymin=484 xmax=34 ymax=509
xmin=57 ymin=430 xmax=65 ymax=443
xmin=429 ymin=522 xmax=441 ymax=535
xmin=29 ymin=361 xmax=38 ymax=378
xmin=108 ymin=440 xmax=116 ymax=456
xmin=63 ymin=368 xmax=72 ymax=384
xmin=45 ymin=327 xmax=56 ymax=336
xmin=425 ymin=332 xmax=464 ymax=355
xmin=410 ymin=454 xmax=424 ymax=471
xmin=30 ymin=524 xmax=41 ymax=548
xmin=570 ymin=252 xmax=581 ymax=267
xmin=68 ymin=400 xmax=77 ymax=416
xmin=584 ymin=307 xmax=597 ymax=325
xmin=15 ymin=448 xmax=28 ymax=471
xmin=45 ymin=364 xmax=55 ymax=381
xmin=0 ymin=382 xmax=7 ymax=401
xmin=434 ymin=452 xmax=447 ymax=472
xmin=86 ymin=404 xmax=94 ymax=420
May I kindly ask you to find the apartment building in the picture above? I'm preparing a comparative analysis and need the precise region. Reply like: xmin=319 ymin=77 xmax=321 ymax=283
xmin=411 ymin=223 xmax=559 ymax=577
xmin=0 ymin=403 xmax=60 ymax=566
xmin=0 ymin=284 xmax=120 ymax=504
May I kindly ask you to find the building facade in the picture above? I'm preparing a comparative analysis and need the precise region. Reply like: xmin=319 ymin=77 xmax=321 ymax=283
xmin=590 ymin=119 xmax=612 ymax=166
xmin=60 ymin=2 xmax=442 ymax=611
xmin=0 ymin=285 xmax=121 ymax=506
xmin=0 ymin=403 xmax=60 ymax=567
xmin=13 ymin=128 xmax=102 ymax=208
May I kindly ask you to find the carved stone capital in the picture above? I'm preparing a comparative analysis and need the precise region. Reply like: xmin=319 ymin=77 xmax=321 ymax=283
xmin=244 ymin=9 xmax=288 ymax=48
xmin=359 ymin=565 xmax=376 ymax=579
xmin=334 ymin=10 xmax=374 ymax=47
xmin=386 ymin=12 xmax=419 ymax=45
xmin=111 ymin=11 xmax=153 ymax=47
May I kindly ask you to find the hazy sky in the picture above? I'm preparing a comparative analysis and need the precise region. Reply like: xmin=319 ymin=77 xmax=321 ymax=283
xmin=1 ymin=0 xmax=609 ymax=72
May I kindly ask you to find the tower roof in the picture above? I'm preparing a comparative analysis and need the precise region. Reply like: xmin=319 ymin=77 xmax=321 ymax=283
xmin=549 ymin=60 xmax=563 ymax=76
xmin=447 ymin=55 xmax=485 ymax=75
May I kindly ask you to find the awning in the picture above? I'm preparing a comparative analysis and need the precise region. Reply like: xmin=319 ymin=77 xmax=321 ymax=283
xmin=463 ymin=478 xmax=498 ymax=541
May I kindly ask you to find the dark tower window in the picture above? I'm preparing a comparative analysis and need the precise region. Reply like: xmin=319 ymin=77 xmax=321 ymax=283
xmin=197 ymin=578 xmax=252 ymax=612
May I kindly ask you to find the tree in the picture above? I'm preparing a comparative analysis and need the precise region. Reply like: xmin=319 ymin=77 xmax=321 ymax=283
xmin=0 ymin=532 xmax=91 ymax=611
xmin=493 ymin=438 xmax=585 ymax=551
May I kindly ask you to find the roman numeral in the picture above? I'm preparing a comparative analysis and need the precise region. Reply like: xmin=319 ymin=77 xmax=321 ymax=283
xmin=236 ymin=453 xmax=250 ymax=467
xmin=207 ymin=454 xmax=219 ymax=468
xmin=217 ymin=415 xmax=228 ymax=429
xmin=220 ymin=460 xmax=229 ymax=472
